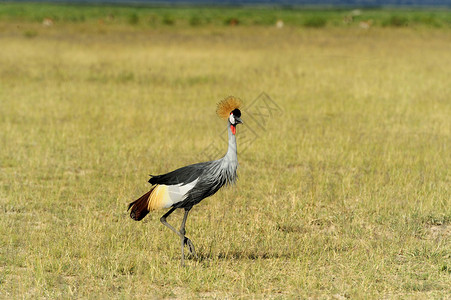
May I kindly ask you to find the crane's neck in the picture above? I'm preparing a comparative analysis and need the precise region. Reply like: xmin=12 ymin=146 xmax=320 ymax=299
xmin=223 ymin=121 xmax=238 ymax=163
xmin=214 ymin=120 xmax=239 ymax=186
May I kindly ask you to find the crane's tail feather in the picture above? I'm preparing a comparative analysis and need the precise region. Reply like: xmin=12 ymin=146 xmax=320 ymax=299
xmin=128 ymin=187 xmax=155 ymax=221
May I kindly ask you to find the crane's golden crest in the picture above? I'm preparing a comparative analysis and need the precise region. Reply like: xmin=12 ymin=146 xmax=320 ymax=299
xmin=216 ymin=96 xmax=242 ymax=120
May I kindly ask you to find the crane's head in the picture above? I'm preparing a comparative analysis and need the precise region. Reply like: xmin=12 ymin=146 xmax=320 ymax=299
xmin=228 ymin=108 xmax=242 ymax=134
xmin=216 ymin=96 xmax=243 ymax=135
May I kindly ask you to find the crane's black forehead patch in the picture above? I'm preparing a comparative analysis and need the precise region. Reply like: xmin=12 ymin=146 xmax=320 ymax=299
xmin=231 ymin=108 xmax=241 ymax=117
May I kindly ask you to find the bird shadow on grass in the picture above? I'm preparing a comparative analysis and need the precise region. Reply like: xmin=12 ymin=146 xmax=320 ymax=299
xmin=189 ymin=250 xmax=295 ymax=262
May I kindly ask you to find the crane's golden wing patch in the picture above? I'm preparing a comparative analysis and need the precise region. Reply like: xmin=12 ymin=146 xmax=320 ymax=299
xmin=147 ymin=179 xmax=199 ymax=211
xmin=216 ymin=96 xmax=242 ymax=120
xmin=147 ymin=185 xmax=170 ymax=210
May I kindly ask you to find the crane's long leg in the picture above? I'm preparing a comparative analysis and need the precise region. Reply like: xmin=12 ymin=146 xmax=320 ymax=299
xmin=180 ymin=207 xmax=197 ymax=261
xmin=160 ymin=207 xmax=196 ymax=266
xmin=160 ymin=207 xmax=185 ymax=266
xmin=180 ymin=210 xmax=188 ymax=266
xmin=160 ymin=207 xmax=179 ymax=237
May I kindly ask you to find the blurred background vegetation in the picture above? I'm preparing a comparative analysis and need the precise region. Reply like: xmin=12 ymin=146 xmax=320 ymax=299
xmin=0 ymin=3 xmax=449 ymax=29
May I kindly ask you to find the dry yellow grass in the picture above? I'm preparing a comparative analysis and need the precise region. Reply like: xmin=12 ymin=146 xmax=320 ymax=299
xmin=0 ymin=21 xmax=450 ymax=298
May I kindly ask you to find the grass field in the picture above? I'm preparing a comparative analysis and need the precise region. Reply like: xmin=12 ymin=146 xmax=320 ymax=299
xmin=1 ymin=4 xmax=450 ymax=299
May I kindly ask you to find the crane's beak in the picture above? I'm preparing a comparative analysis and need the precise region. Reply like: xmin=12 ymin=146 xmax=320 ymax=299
xmin=235 ymin=116 xmax=243 ymax=124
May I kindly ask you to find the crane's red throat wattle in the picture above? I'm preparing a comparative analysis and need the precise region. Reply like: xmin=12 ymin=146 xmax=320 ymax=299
xmin=231 ymin=125 xmax=236 ymax=135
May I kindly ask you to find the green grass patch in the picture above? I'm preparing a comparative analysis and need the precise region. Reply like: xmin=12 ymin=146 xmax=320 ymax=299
xmin=383 ymin=15 xmax=410 ymax=27
xmin=303 ymin=16 xmax=327 ymax=27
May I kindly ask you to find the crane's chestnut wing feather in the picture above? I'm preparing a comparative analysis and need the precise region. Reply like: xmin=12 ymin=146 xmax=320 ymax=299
xmin=148 ymin=161 xmax=211 ymax=185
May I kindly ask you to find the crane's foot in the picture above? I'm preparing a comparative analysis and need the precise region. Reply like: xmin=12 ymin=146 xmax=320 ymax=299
xmin=184 ymin=237 xmax=197 ymax=258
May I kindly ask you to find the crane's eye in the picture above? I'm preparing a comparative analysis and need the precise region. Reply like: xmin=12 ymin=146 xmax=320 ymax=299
xmin=229 ymin=113 xmax=235 ymax=124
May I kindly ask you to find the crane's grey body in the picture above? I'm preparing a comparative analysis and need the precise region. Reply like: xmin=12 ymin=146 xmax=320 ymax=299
xmin=150 ymin=123 xmax=238 ymax=210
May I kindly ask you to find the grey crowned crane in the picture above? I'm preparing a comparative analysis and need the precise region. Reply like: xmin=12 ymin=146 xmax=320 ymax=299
xmin=128 ymin=96 xmax=243 ymax=266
